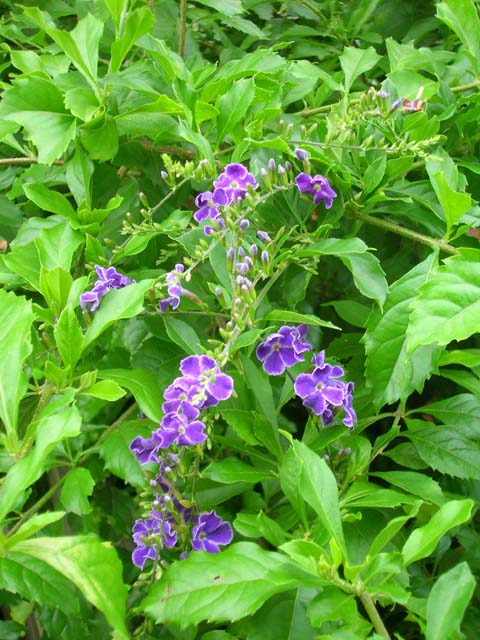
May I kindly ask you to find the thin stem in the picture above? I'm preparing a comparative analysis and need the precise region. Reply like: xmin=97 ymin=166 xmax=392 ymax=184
xmin=0 ymin=157 xmax=64 ymax=166
xmin=451 ymin=78 xmax=480 ymax=93
xmin=347 ymin=209 xmax=458 ymax=255
xmin=359 ymin=591 xmax=392 ymax=639
xmin=178 ymin=0 xmax=187 ymax=57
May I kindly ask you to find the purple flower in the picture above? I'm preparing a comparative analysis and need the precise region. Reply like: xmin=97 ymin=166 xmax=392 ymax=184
xmin=214 ymin=163 xmax=258 ymax=203
xmin=80 ymin=265 xmax=134 ymax=311
xmin=295 ymin=172 xmax=337 ymax=209
xmin=129 ymin=433 xmax=163 ymax=465
xmin=294 ymin=351 xmax=356 ymax=428
xmin=131 ymin=513 xmax=178 ymax=569
xmin=193 ymin=189 xmax=229 ymax=223
xmin=159 ymin=411 xmax=207 ymax=447
xmin=191 ymin=510 xmax=233 ymax=553
xmin=179 ymin=355 xmax=234 ymax=407
xmin=159 ymin=264 xmax=185 ymax=313
xmin=256 ymin=325 xmax=312 ymax=376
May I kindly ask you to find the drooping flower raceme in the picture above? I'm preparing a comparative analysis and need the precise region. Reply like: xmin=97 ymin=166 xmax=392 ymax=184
xmin=294 ymin=351 xmax=356 ymax=428
xmin=295 ymin=172 xmax=337 ymax=209
xmin=80 ymin=265 xmax=134 ymax=311
xmin=256 ymin=324 xmax=312 ymax=375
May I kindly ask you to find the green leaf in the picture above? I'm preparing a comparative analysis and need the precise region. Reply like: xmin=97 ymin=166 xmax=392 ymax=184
xmin=64 ymin=87 xmax=99 ymax=121
xmin=263 ymin=310 xmax=340 ymax=330
xmin=436 ymin=0 xmax=480 ymax=64
xmin=426 ymin=562 xmax=475 ymax=640
xmin=364 ymin=255 xmax=441 ymax=408
xmin=241 ymin=356 xmax=279 ymax=439
xmin=371 ymin=471 xmax=445 ymax=506
xmin=13 ymin=536 xmax=128 ymax=639
xmin=34 ymin=219 xmax=84 ymax=273
xmin=5 ymin=512 xmax=66 ymax=549
xmin=294 ymin=237 xmax=369 ymax=258
xmin=204 ymin=458 xmax=274 ymax=484
xmin=83 ymin=279 xmax=154 ymax=349
xmin=141 ymin=542 xmax=315 ymax=627
xmin=24 ymin=9 xmax=103 ymax=91
xmin=307 ymin=587 xmax=358 ymax=627
xmin=104 ymin=0 xmax=127 ymax=30
xmin=0 ymin=290 xmax=33 ymax=439
xmin=340 ymin=251 xmax=388 ymax=308
xmin=162 ymin=317 xmax=201 ymax=355
xmin=363 ymin=154 xmax=387 ymax=195
xmin=60 ymin=468 xmax=95 ymax=515
xmin=83 ymin=380 xmax=127 ymax=401
xmin=340 ymin=46 xmax=381 ymax=93
xmin=110 ymin=7 xmax=154 ymax=72
xmin=409 ymin=394 xmax=480 ymax=431
xmin=97 ymin=369 xmax=163 ymax=421
xmin=80 ymin=114 xmax=119 ymax=162
xmin=193 ymin=0 xmax=243 ymax=16
xmin=289 ymin=441 xmax=347 ymax=560
xmin=0 ymin=552 xmax=80 ymax=614
xmin=0 ymin=75 xmax=76 ymax=164
xmin=65 ymin=146 xmax=94 ymax=207
xmin=405 ymin=418 xmax=480 ymax=479
xmin=402 ymin=499 xmax=474 ymax=565
xmin=217 ymin=78 xmax=255 ymax=141
xmin=0 ymin=405 xmax=82 ymax=521
xmin=54 ymin=305 xmax=84 ymax=371
xmin=431 ymin=173 xmax=471 ymax=236
xmin=101 ymin=420 xmax=151 ymax=488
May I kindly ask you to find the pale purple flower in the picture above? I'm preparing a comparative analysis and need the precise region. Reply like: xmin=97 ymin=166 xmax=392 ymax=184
xmin=131 ymin=513 xmax=177 ymax=569
xmin=80 ymin=265 xmax=134 ymax=311
xmin=214 ymin=163 xmax=257 ymax=203
xmin=294 ymin=351 xmax=356 ymax=428
xmin=129 ymin=433 xmax=163 ymax=465
xmin=256 ymin=325 xmax=312 ymax=376
xmin=194 ymin=189 xmax=229 ymax=223
xmin=159 ymin=264 xmax=185 ymax=313
xmin=179 ymin=355 xmax=234 ymax=407
xmin=191 ymin=510 xmax=233 ymax=553
xmin=295 ymin=172 xmax=337 ymax=209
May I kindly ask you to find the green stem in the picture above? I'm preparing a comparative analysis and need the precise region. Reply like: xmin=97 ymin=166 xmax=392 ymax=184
xmin=451 ymin=78 xmax=480 ymax=93
xmin=359 ymin=591 xmax=392 ymax=640
xmin=0 ymin=157 xmax=64 ymax=166
xmin=178 ymin=0 xmax=187 ymax=57
xmin=347 ymin=209 xmax=458 ymax=255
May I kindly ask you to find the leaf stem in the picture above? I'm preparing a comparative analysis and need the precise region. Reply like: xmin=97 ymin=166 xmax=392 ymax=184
xmin=347 ymin=209 xmax=458 ymax=255
xmin=0 ymin=157 xmax=64 ymax=166
xmin=359 ymin=591 xmax=392 ymax=639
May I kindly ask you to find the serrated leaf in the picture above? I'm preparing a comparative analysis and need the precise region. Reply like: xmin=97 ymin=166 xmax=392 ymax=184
xmin=364 ymin=255 xmax=440 ymax=408
xmin=407 ymin=249 xmax=480 ymax=351
xmin=83 ymin=279 xmax=154 ymax=349
xmin=0 ymin=290 xmax=33 ymax=438
xmin=141 ymin=542 xmax=316 ymax=627
xmin=426 ymin=562 xmax=475 ymax=640
xmin=409 ymin=393 xmax=480 ymax=432
xmin=60 ymin=468 xmax=95 ymax=515
xmin=405 ymin=418 xmax=480 ymax=479
xmin=0 ymin=404 xmax=82 ymax=521
xmin=14 ymin=536 xmax=128 ymax=639
xmin=402 ymin=499 xmax=473 ymax=565
xmin=436 ymin=0 xmax=480 ymax=63
xmin=340 ymin=46 xmax=381 ymax=93
xmin=0 ymin=552 xmax=80 ymax=614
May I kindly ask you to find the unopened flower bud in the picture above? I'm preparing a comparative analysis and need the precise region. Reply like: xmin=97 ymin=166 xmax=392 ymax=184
xmin=260 ymin=167 xmax=268 ymax=178
xmin=261 ymin=250 xmax=269 ymax=264
xmin=278 ymin=164 xmax=285 ymax=175
xmin=285 ymin=160 xmax=292 ymax=171
xmin=239 ymin=219 xmax=249 ymax=230
xmin=237 ymin=246 xmax=245 ymax=258
xmin=227 ymin=247 xmax=235 ymax=263
xmin=215 ymin=287 xmax=223 ymax=297
xmin=294 ymin=148 xmax=308 ymax=161
xmin=268 ymin=158 xmax=275 ymax=171
xmin=257 ymin=230 xmax=272 ymax=243
xmin=161 ymin=171 xmax=168 ymax=181
xmin=250 ymin=243 xmax=258 ymax=257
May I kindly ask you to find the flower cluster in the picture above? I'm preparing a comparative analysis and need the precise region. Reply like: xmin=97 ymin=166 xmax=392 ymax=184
xmin=80 ymin=265 xmax=134 ymax=311
xmin=193 ymin=163 xmax=258 ymax=235
xmin=129 ymin=355 xmax=234 ymax=568
xmin=159 ymin=263 xmax=185 ymax=313
xmin=256 ymin=325 xmax=356 ymax=429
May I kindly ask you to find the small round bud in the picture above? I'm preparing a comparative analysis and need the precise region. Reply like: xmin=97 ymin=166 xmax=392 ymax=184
xmin=215 ymin=286 xmax=223 ymax=297
xmin=250 ymin=243 xmax=258 ymax=257
xmin=268 ymin=158 xmax=275 ymax=171
xmin=257 ymin=230 xmax=272 ymax=243
xmin=261 ymin=250 xmax=269 ymax=264
xmin=239 ymin=219 xmax=249 ymax=230
xmin=238 ymin=246 xmax=245 ymax=258
xmin=161 ymin=171 xmax=168 ymax=181
xmin=294 ymin=148 xmax=308 ymax=161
